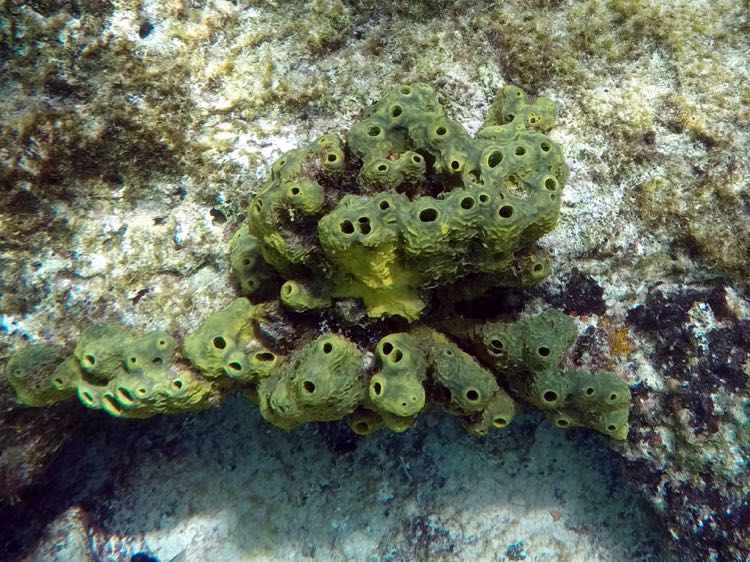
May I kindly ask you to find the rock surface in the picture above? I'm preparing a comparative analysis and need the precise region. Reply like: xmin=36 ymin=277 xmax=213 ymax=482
xmin=1 ymin=0 xmax=748 ymax=560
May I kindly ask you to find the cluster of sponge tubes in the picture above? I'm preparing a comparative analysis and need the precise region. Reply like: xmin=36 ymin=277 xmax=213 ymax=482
xmin=4 ymin=83 xmax=630 ymax=440
xmin=5 ymin=298 xmax=630 ymax=440
xmin=241 ymin=83 xmax=568 ymax=321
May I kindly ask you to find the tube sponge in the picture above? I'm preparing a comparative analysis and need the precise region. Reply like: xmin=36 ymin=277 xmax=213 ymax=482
xmin=367 ymin=333 xmax=427 ymax=431
xmin=3 ymin=84 xmax=631 ymax=443
xmin=5 ymin=345 xmax=71 ymax=407
xmin=258 ymin=333 xmax=365 ymax=429
xmin=242 ymin=83 xmax=569 ymax=320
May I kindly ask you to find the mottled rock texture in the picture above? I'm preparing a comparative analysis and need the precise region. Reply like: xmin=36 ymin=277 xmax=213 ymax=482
xmin=1 ymin=0 xmax=749 ymax=561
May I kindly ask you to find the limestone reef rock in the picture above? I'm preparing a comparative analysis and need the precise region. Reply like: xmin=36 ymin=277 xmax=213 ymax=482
xmin=0 ymin=379 xmax=81 ymax=505
xmin=3 ymin=85 xmax=630 ymax=442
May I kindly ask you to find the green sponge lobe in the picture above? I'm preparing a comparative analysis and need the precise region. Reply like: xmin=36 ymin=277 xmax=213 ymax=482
xmin=367 ymin=333 xmax=426 ymax=419
xmin=5 ymin=344 xmax=71 ymax=406
xmin=183 ymin=298 xmax=256 ymax=379
xmin=258 ymin=333 xmax=365 ymax=429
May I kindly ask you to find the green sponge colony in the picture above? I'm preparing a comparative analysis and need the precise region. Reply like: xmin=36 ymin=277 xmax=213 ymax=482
xmin=3 ymin=84 xmax=631 ymax=442
xmin=256 ymin=333 xmax=365 ymax=429
xmin=5 ymin=301 xmax=630 ymax=439
xmin=366 ymin=333 xmax=427 ymax=432
xmin=6 ymin=325 xmax=217 ymax=418
xmin=470 ymin=309 xmax=631 ymax=440
xmin=5 ymin=345 xmax=71 ymax=407
xmin=183 ymin=297 xmax=279 ymax=383
xmin=235 ymin=83 xmax=569 ymax=320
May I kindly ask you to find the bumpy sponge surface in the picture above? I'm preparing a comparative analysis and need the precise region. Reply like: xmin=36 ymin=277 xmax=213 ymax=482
xmin=236 ymin=83 xmax=569 ymax=320
xmin=4 ymin=85 xmax=631 ymax=442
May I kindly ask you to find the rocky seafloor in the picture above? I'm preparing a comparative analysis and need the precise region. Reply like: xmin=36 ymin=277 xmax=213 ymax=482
xmin=1 ymin=1 xmax=749 ymax=561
